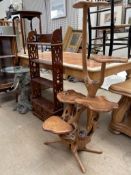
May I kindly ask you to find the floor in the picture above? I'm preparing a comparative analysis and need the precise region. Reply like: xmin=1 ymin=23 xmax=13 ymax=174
xmin=0 ymin=79 xmax=131 ymax=175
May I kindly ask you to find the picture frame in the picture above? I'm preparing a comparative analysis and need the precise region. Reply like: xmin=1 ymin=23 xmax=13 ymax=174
xmin=128 ymin=0 xmax=131 ymax=4
xmin=114 ymin=0 xmax=122 ymax=2
xmin=99 ymin=6 xmax=122 ymax=26
xmin=125 ymin=7 xmax=131 ymax=25
xmin=108 ymin=0 xmax=122 ymax=2
xmin=50 ymin=0 xmax=66 ymax=19
xmin=63 ymin=26 xmax=82 ymax=52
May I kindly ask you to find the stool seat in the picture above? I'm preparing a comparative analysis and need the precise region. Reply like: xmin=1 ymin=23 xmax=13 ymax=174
xmin=43 ymin=116 xmax=73 ymax=134
xmin=109 ymin=79 xmax=131 ymax=98
xmin=75 ymin=96 xmax=118 ymax=112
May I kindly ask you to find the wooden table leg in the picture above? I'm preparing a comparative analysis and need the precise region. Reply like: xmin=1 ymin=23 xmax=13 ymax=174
xmin=109 ymin=96 xmax=131 ymax=136
xmin=126 ymin=69 xmax=131 ymax=79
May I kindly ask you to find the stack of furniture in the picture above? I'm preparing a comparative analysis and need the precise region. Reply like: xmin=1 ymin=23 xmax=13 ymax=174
xmin=42 ymin=0 xmax=128 ymax=173
xmin=27 ymin=28 xmax=63 ymax=121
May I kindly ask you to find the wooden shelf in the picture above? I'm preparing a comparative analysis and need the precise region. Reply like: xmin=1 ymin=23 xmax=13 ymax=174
xmin=32 ymin=77 xmax=53 ymax=88
xmin=0 ymin=82 xmax=13 ymax=91
xmin=0 ymin=35 xmax=17 ymax=92
xmin=32 ymin=97 xmax=54 ymax=113
xmin=0 ymin=35 xmax=16 ymax=38
xmin=0 ymin=76 xmax=14 ymax=83
xmin=31 ymin=58 xmax=52 ymax=66
xmin=27 ymin=42 xmax=62 ymax=46
xmin=32 ymin=97 xmax=63 ymax=120
xmin=30 ymin=59 xmax=52 ymax=70
xmin=0 ymin=55 xmax=16 ymax=59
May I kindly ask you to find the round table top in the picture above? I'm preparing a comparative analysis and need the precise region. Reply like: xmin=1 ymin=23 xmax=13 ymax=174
xmin=73 ymin=1 xmax=108 ymax=9
xmin=1 ymin=66 xmax=29 ymax=74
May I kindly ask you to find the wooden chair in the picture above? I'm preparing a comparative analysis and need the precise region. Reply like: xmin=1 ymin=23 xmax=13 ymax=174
xmin=43 ymin=1 xmax=128 ymax=173
xmin=87 ymin=0 xmax=131 ymax=58
xmin=109 ymin=79 xmax=131 ymax=137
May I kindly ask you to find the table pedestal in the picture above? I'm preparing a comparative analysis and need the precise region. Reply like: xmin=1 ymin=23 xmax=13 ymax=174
xmin=2 ymin=66 xmax=32 ymax=114
xmin=14 ymin=73 xmax=32 ymax=114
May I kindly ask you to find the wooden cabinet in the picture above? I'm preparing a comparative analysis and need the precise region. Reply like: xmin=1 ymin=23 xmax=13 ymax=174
xmin=27 ymin=28 xmax=63 ymax=120
xmin=0 ymin=35 xmax=17 ymax=92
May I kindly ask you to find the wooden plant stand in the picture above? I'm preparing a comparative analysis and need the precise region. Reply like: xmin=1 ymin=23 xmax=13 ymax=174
xmin=43 ymin=89 xmax=119 ymax=173
xmin=43 ymin=1 xmax=128 ymax=173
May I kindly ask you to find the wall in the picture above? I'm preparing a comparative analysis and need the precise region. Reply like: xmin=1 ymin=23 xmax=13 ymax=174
xmin=22 ymin=0 xmax=78 ymax=36
xmin=0 ymin=0 xmax=22 ymax=19
xmin=0 ymin=0 xmax=10 ymax=18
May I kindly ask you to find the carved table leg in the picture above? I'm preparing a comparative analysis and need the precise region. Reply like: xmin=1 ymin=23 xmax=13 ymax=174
xmin=71 ymin=144 xmax=86 ymax=173
xmin=109 ymin=96 xmax=131 ymax=136
xmin=126 ymin=69 xmax=131 ymax=80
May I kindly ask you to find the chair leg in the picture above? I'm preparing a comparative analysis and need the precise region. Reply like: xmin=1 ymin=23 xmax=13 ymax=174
xmin=128 ymin=26 xmax=131 ymax=58
xmin=109 ymin=26 xmax=114 ymax=56
xmin=71 ymin=149 xmax=86 ymax=173
xmin=44 ymin=140 xmax=62 ymax=145
xmin=80 ymin=147 xmax=102 ymax=154
xmin=71 ymin=146 xmax=102 ymax=173
xmin=70 ymin=145 xmax=86 ymax=173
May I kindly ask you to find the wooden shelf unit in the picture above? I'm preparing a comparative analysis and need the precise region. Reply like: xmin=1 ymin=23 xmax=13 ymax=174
xmin=27 ymin=28 xmax=63 ymax=121
xmin=0 ymin=35 xmax=18 ymax=92
xmin=12 ymin=10 xmax=42 ymax=54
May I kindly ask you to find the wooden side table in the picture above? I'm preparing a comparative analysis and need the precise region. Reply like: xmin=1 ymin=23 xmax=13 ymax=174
xmin=12 ymin=11 xmax=42 ymax=54
xmin=2 ymin=66 xmax=31 ymax=114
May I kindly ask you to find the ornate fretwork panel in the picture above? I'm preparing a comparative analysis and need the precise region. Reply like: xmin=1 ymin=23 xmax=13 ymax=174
xmin=52 ymin=44 xmax=63 ymax=110
xmin=27 ymin=28 xmax=63 ymax=121
xmin=27 ymin=43 xmax=40 ymax=79
xmin=31 ymin=81 xmax=41 ymax=98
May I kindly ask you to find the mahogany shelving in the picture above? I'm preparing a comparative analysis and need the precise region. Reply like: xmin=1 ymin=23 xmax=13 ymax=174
xmin=27 ymin=28 xmax=63 ymax=120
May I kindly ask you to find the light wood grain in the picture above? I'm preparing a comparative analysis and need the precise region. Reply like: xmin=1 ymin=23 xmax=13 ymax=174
xmin=43 ymin=116 xmax=73 ymax=134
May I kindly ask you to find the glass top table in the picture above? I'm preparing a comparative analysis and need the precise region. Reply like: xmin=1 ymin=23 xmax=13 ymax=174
xmin=1 ymin=66 xmax=31 ymax=114
xmin=1 ymin=66 xmax=29 ymax=74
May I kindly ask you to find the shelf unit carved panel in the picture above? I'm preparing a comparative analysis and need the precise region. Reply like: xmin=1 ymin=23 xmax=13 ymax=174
xmin=27 ymin=28 xmax=63 ymax=120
